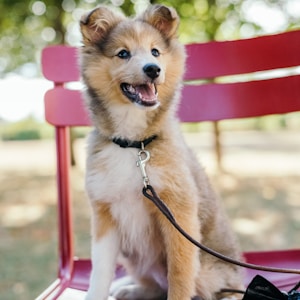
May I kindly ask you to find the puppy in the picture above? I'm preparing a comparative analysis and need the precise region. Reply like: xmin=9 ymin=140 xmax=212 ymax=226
xmin=79 ymin=5 xmax=244 ymax=300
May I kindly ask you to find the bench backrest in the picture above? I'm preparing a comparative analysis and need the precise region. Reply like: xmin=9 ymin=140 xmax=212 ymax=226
xmin=42 ymin=30 xmax=300 ymax=126
xmin=40 ymin=30 xmax=300 ymax=288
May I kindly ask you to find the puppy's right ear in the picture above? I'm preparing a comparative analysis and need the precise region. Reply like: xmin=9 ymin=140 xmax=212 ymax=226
xmin=80 ymin=7 xmax=124 ymax=45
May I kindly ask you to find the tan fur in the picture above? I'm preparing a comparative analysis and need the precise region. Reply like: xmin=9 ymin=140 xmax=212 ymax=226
xmin=80 ymin=5 xmax=244 ymax=300
xmin=92 ymin=202 xmax=117 ymax=240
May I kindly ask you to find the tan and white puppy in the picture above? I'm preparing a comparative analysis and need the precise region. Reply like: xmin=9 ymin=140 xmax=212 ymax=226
xmin=79 ymin=5 xmax=243 ymax=300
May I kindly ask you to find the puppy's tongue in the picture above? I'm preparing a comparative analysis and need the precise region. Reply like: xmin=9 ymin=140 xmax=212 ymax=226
xmin=136 ymin=84 xmax=157 ymax=102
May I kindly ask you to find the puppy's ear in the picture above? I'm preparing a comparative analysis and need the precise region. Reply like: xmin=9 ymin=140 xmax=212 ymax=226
xmin=140 ymin=5 xmax=179 ymax=39
xmin=80 ymin=7 xmax=124 ymax=45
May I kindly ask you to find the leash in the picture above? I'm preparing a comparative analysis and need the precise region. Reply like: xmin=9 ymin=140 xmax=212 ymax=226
xmin=142 ymin=184 xmax=300 ymax=275
xmin=142 ymin=184 xmax=300 ymax=299
xmin=135 ymin=144 xmax=300 ymax=275
xmin=114 ymin=138 xmax=300 ymax=299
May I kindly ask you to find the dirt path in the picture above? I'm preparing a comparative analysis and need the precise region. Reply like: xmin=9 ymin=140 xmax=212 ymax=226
xmin=1 ymin=130 xmax=300 ymax=175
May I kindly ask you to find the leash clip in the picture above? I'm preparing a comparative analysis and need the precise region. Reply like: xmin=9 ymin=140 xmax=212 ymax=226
xmin=136 ymin=144 xmax=151 ymax=188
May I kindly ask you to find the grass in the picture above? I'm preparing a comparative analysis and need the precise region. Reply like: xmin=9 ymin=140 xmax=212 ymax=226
xmin=0 ymin=173 xmax=58 ymax=300
xmin=0 ymin=133 xmax=300 ymax=299
xmin=218 ymin=174 xmax=300 ymax=250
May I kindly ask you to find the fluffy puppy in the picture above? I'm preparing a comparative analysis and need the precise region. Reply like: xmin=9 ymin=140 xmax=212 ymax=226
xmin=79 ymin=5 xmax=243 ymax=300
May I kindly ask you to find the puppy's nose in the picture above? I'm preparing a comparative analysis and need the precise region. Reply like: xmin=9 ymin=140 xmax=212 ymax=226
xmin=143 ymin=64 xmax=161 ymax=79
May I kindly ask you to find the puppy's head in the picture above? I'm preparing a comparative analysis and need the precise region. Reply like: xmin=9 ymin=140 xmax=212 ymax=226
xmin=80 ymin=5 xmax=185 ymax=112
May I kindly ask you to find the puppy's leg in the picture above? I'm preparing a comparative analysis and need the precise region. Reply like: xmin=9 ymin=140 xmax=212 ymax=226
xmin=109 ymin=275 xmax=134 ymax=295
xmin=157 ymin=190 xmax=200 ymax=300
xmin=86 ymin=203 xmax=120 ymax=300
xmin=195 ymin=249 xmax=244 ymax=300
xmin=113 ymin=283 xmax=166 ymax=300
xmin=112 ymin=262 xmax=167 ymax=299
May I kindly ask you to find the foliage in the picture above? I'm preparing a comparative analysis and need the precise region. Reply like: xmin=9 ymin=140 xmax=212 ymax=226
xmin=0 ymin=0 xmax=299 ymax=77
xmin=0 ymin=117 xmax=92 ymax=141
xmin=0 ymin=116 xmax=53 ymax=140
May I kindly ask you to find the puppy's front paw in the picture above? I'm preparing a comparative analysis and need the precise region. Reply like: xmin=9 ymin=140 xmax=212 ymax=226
xmin=113 ymin=284 xmax=165 ymax=300
xmin=113 ymin=285 xmax=135 ymax=299
xmin=85 ymin=292 xmax=115 ymax=300
xmin=85 ymin=295 xmax=115 ymax=300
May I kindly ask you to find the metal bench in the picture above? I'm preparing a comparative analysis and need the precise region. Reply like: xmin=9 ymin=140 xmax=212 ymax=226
xmin=38 ymin=29 xmax=300 ymax=299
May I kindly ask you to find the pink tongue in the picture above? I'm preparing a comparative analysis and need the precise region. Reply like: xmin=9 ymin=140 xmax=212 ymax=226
xmin=136 ymin=84 xmax=156 ymax=101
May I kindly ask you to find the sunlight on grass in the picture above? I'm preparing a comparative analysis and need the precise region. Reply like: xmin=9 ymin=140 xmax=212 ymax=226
xmin=233 ymin=218 xmax=261 ymax=235
xmin=0 ymin=204 xmax=47 ymax=227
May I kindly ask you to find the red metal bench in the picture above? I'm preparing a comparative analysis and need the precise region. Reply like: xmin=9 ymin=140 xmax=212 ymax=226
xmin=38 ymin=30 xmax=300 ymax=299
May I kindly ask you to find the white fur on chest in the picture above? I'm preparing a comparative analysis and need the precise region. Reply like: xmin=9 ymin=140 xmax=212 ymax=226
xmin=86 ymin=143 xmax=159 ymax=259
xmin=86 ymin=144 xmax=144 ymax=201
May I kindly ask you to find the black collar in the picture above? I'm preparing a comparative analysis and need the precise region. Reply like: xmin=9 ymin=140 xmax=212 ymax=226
xmin=112 ymin=135 xmax=157 ymax=149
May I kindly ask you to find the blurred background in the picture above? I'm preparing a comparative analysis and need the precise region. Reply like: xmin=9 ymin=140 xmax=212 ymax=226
xmin=0 ymin=0 xmax=300 ymax=299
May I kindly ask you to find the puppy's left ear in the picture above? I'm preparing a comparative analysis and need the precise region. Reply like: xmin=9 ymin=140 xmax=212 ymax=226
xmin=80 ymin=6 xmax=124 ymax=45
xmin=140 ymin=5 xmax=179 ymax=39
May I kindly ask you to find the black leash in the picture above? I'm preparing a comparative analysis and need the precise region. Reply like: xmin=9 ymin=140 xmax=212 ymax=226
xmin=142 ymin=184 xmax=300 ymax=275
xmin=142 ymin=184 xmax=300 ymax=299
xmin=113 ymin=135 xmax=300 ymax=298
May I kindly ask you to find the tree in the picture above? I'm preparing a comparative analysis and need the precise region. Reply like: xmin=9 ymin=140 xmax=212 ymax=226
xmin=0 ymin=0 xmax=64 ymax=76
xmin=0 ymin=0 xmax=299 ymax=77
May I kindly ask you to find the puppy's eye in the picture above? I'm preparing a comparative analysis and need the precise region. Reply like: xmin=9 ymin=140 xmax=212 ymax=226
xmin=151 ymin=48 xmax=160 ymax=57
xmin=117 ymin=50 xmax=131 ymax=59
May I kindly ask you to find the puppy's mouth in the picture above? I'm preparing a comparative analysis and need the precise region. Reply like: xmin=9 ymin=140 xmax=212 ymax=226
xmin=121 ymin=83 xmax=159 ymax=108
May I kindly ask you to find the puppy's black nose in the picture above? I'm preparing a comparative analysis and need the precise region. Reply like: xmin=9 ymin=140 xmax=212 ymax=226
xmin=143 ymin=64 xmax=161 ymax=79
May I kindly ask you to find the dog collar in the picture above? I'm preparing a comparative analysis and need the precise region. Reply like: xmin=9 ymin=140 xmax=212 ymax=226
xmin=112 ymin=135 xmax=157 ymax=149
